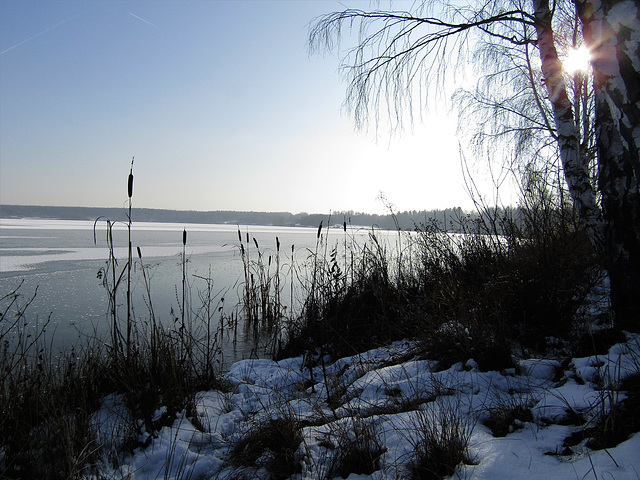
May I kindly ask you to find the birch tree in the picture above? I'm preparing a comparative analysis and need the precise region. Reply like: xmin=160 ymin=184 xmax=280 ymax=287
xmin=310 ymin=0 xmax=640 ymax=331
xmin=575 ymin=0 xmax=640 ymax=331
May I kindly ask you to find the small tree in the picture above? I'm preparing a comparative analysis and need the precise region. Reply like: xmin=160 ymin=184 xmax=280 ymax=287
xmin=309 ymin=0 xmax=639 ymax=331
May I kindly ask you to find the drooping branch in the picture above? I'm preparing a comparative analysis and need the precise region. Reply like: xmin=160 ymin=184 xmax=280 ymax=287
xmin=309 ymin=3 xmax=536 ymax=132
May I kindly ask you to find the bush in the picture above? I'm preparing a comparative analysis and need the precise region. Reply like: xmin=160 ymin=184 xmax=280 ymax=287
xmin=414 ymin=204 xmax=600 ymax=365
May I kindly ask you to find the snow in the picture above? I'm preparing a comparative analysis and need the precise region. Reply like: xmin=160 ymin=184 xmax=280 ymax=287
xmin=92 ymin=336 xmax=640 ymax=479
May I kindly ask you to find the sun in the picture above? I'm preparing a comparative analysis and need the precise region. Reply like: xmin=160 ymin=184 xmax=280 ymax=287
xmin=563 ymin=45 xmax=591 ymax=74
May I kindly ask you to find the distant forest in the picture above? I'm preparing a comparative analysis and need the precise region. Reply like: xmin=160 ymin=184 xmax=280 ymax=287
xmin=0 ymin=204 xmax=491 ymax=232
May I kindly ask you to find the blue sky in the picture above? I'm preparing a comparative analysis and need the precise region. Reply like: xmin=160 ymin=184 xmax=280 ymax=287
xmin=0 ymin=0 xmax=505 ymax=214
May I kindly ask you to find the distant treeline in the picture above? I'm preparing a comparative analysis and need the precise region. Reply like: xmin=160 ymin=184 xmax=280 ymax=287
xmin=0 ymin=204 xmax=489 ymax=232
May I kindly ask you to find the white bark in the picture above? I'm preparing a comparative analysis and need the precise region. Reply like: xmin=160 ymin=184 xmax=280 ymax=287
xmin=532 ymin=0 xmax=606 ymax=250
xmin=576 ymin=0 xmax=640 ymax=329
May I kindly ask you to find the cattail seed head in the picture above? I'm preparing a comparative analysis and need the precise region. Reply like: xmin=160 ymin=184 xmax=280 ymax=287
xmin=128 ymin=158 xmax=134 ymax=198
xmin=183 ymin=228 xmax=187 ymax=246
xmin=128 ymin=173 xmax=133 ymax=198
xmin=317 ymin=221 xmax=323 ymax=239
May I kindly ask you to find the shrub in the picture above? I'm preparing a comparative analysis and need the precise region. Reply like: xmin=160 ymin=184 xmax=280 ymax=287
xmin=414 ymin=202 xmax=600 ymax=365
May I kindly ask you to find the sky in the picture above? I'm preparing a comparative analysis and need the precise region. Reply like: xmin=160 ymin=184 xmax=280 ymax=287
xmin=0 ymin=0 xmax=515 ymax=215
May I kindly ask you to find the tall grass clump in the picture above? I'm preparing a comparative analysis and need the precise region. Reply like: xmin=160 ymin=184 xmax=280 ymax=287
xmin=235 ymin=228 xmax=291 ymax=356
xmin=227 ymin=409 xmax=303 ymax=480
xmin=0 ymin=272 xmax=226 ymax=479
xmin=0 ymin=295 xmax=224 ymax=479
xmin=0 ymin=306 xmax=109 ymax=479
xmin=322 ymin=416 xmax=386 ymax=479
xmin=564 ymin=339 xmax=640 ymax=451
xmin=406 ymin=399 xmax=475 ymax=480
xmin=89 ymin=166 xmax=225 ymax=430
xmin=277 ymin=217 xmax=417 ymax=361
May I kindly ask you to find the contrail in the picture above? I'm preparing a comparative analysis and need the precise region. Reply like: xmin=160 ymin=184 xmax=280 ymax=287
xmin=129 ymin=13 xmax=164 ymax=31
xmin=1 ymin=12 xmax=83 ymax=56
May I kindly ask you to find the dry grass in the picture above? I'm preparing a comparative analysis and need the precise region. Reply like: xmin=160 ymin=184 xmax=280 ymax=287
xmin=227 ymin=411 xmax=303 ymax=480
xmin=322 ymin=415 xmax=387 ymax=479
xmin=483 ymin=393 xmax=536 ymax=437
xmin=407 ymin=399 xmax=475 ymax=480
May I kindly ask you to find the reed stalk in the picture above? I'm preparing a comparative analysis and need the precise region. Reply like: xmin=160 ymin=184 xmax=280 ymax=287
xmin=126 ymin=157 xmax=134 ymax=358
xmin=182 ymin=228 xmax=187 ymax=346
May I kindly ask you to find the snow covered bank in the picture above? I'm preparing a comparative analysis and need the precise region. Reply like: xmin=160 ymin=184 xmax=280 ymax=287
xmin=95 ymin=335 xmax=640 ymax=479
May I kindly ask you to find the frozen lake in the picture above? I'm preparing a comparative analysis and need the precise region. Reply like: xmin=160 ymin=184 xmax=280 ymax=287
xmin=0 ymin=217 xmax=393 ymax=363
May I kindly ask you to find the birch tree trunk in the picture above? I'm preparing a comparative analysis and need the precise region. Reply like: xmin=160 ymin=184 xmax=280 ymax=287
xmin=575 ymin=0 xmax=640 ymax=331
xmin=532 ymin=0 xmax=606 ymax=249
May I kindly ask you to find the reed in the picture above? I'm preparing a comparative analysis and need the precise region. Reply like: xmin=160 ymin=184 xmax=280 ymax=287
xmin=94 ymin=217 xmax=126 ymax=360
xmin=126 ymin=158 xmax=134 ymax=358
xmin=191 ymin=268 xmax=226 ymax=380
xmin=233 ymin=229 xmax=292 ymax=356
xmin=181 ymin=227 xmax=187 ymax=344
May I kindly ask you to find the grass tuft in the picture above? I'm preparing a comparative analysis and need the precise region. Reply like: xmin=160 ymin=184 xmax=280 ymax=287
xmin=483 ymin=394 xmax=536 ymax=437
xmin=408 ymin=400 xmax=475 ymax=480
xmin=228 ymin=413 xmax=303 ymax=480
xmin=322 ymin=416 xmax=386 ymax=479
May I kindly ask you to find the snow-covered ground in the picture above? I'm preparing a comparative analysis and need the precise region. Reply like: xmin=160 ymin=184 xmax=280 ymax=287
xmin=94 ymin=334 xmax=640 ymax=479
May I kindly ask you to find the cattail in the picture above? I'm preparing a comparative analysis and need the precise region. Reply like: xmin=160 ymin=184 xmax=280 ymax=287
xmin=343 ymin=220 xmax=347 ymax=232
xmin=253 ymin=238 xmax=259 ymax=249
xmin=237 ymin=228 xmax=242 ymax=243
xmin=128 ymin=158 xmax=134 ymax=198
xmin=183 ymin=228 xmax=187 ymax=246
xmin=276 ymin=236 xmax=280 ymax=252
xmin=317 ymin=221 xmax=323 ymax=239
xmin=128 ymin=173 xmax=133 ymax=198
xmin=137 ymin=246 xmax=142 ymax=259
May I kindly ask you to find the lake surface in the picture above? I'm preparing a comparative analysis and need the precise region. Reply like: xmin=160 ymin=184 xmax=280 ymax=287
xmin=0 ymin=218 xmax=392 ymax=365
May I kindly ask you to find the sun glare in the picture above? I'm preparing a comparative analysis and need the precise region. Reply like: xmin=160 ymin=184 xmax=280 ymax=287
xmin=563 ymin=45 xmax=591 ymax=74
